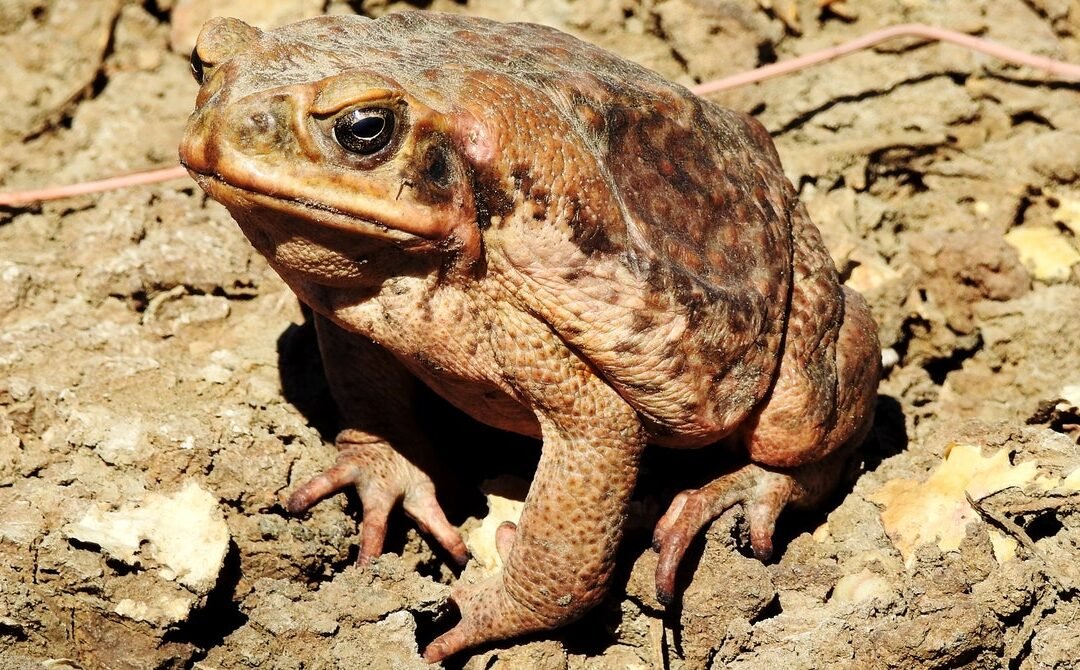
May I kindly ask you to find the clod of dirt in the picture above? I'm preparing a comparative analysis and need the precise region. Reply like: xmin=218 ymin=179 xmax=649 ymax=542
xmin=898 ymin=230 xmax=1031 ymax=367
xmin=199 ymin=559 xmax=446 ymax=669
xmin=938 ymin=284 xmax=1080 ymax=426
xmin=462 ymin=640 xmax=570 ymax=670
xmin=0 ymin=0 xmax=121 ymax=151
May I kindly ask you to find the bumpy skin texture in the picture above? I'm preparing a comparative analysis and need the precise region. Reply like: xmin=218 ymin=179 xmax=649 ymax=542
xmin=179 ymin=12 xmax=880 ymax=662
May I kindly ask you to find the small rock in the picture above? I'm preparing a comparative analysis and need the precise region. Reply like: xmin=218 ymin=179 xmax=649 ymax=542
xmin=466 ymin=476 xmax=528 ymax=574
xmin=1003 ymin=226 xmax=1080 ymax=283
xmin=0 ymin=262 xmax=31 ymax=313
xmin=199 ymin=363 xmax=232 ymax=384
xmin=144 ymin=289 xmax=231 ymax=337
xmin=65 ymin=408 xmax=146 ymax=466
xmin=115 ymin=594 xmax=194 ymax=625
xmin=98 ymin=419 xmax=144 ymax=466
xmin=63 ymin=481 xmax=230 ymax=594
xmin=0 ymin=500 xmax=44 ymax=546
xmin=831 ymin=568 xmax=897 ymax=604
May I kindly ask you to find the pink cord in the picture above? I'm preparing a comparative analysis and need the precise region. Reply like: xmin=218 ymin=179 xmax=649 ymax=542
xmin=0 ymin=165 xmax=188 ymax=207
xmin=690 ymin=23 xmax=1080 ymax=95
xmin=1 ymin=23 xmax=1077 ymax=207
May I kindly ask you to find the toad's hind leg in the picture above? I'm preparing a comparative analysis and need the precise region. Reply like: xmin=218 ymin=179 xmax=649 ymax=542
xmin=653 ymin=204 xmax=880 ymax=603
xmin=652 ymin=450 xmax=849 ymax=605
xmin=653 ymin=288 xmax=878 ymax=603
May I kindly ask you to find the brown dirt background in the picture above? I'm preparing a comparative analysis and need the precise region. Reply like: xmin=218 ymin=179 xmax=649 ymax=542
xmin=2 ymin=0 xmax=1079 ymax=668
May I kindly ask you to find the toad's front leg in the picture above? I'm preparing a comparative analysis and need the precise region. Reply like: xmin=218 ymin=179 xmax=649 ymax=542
xmin=287 ymin=314 xmax=468 ymax=565
xmin=424 ymin=340 xmax=646 ymax=662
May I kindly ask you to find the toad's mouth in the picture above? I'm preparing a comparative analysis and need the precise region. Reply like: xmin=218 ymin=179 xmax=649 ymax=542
xmin=188 ymin=171 xmax=428 ymax=247
xmin=188 ymin=172 xmax=444 ymax=289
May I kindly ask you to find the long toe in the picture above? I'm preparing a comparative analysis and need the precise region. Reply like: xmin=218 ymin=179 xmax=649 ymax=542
xmin=653 ymin=492 xmax=711 ymax=605
xmin=286 ymin=460 xmax=363 ymax=514
xmin=403 ymin=486 xmax=469 ymax=565
xmin=651 ymin=464 xmax=794 ymax=605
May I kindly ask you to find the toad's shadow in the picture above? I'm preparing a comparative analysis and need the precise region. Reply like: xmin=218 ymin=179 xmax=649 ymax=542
xmin=275 ymin=308 xmax=540 ymax=545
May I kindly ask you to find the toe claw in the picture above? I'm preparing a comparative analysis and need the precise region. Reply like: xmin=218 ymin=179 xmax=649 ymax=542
xmin=443 ymin=534 xmax=471 ymax=567
xmin=285 ymin=477 xmax=332 ymax=515
xmin=286 ymin=461 xmax=362 ymax=514
xmin=423 ymin=624 xmax=470 ymax=664
xmin=426 ymin=523 xmax=469 ymax=566
xmin=358 ymin=510 xmax=391 ymax=565
xmin=750 ymin=535 xmax=773 ymax=561
xmin=654 ymin=554 xmax=677 ymax=607
xmin=495 ymin=521 xmax=517 ymax=563
xmin=747 ymin=501 xmax=780 ymax=561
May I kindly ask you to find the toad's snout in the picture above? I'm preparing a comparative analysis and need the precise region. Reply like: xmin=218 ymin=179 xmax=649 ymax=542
xmin=179 ymin=88 xmax=318 ymax=179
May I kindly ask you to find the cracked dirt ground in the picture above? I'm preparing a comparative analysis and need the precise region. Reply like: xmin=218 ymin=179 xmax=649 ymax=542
xmin=1 ymin=1 xmax=1079 ymax=668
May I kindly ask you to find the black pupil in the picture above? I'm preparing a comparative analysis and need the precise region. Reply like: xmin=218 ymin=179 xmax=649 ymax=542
xmin=334 ymin=109 xmax=395 ymax=155
xmin=350 ymin=115 xmax=385 ymax=140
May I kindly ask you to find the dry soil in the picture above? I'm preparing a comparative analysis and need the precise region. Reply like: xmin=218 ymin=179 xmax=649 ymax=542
xmin=1 ymin=1 xmax=1079 ymax=669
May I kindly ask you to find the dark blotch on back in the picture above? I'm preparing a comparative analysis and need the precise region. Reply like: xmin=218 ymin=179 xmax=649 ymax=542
xmin=471 ymin=162 xmax=515 ymax=229
xmin=566 ymin=199 xmax=615 ymax=255
xmin=602 ymin=99 xmax=787 ymax=310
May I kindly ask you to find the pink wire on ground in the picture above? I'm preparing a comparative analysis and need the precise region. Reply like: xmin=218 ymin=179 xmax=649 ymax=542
xmin=0 ymin=165 xmax=189 ymax=207
xmin=691 ymin=23 xmax=1080 ymax=95
xmin=1 ymin=23 xmax=1077 ymax=207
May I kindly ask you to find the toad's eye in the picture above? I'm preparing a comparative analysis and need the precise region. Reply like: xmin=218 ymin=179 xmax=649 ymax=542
xmin=190 ymin=48 xmax=205 ymax=84
xmin=334 ymin=107 xmax=396 ymax=155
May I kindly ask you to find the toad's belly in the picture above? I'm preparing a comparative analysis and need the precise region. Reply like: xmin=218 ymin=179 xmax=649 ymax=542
xmin=402 ymin=358 xmax=542 ymax=438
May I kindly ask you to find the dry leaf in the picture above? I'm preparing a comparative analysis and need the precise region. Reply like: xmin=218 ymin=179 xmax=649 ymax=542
xmin=870 ymin=444 xmax=1039 ymax=564
xmin=466 ymin=476 xmax=527 ymax=575
xmin=1003 ymin=226 xmax=1080 ymax=282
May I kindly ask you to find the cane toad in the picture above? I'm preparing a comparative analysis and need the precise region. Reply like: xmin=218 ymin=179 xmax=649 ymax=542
xmin=180 ymin=11 xmax=880 ymax=662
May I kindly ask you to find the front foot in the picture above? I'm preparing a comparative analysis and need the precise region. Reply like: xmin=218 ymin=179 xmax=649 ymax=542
xmin=423 ymin=569 xmax=551 ymax=663
xmin=286 ymin=429 xmax=468 ymax=565
xmin=652 ymin=464 xmax=799 ymax=606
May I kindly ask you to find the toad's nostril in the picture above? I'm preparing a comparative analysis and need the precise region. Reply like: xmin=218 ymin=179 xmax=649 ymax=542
xmin=235 ymin=104 xmax=294 ymax=155
xmin=248 ymin=111 xmax=276 ymax=134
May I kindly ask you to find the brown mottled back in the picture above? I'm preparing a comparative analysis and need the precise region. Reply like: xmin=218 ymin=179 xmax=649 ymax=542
xmin=278 ymin=12 xmax=800 ymax=436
